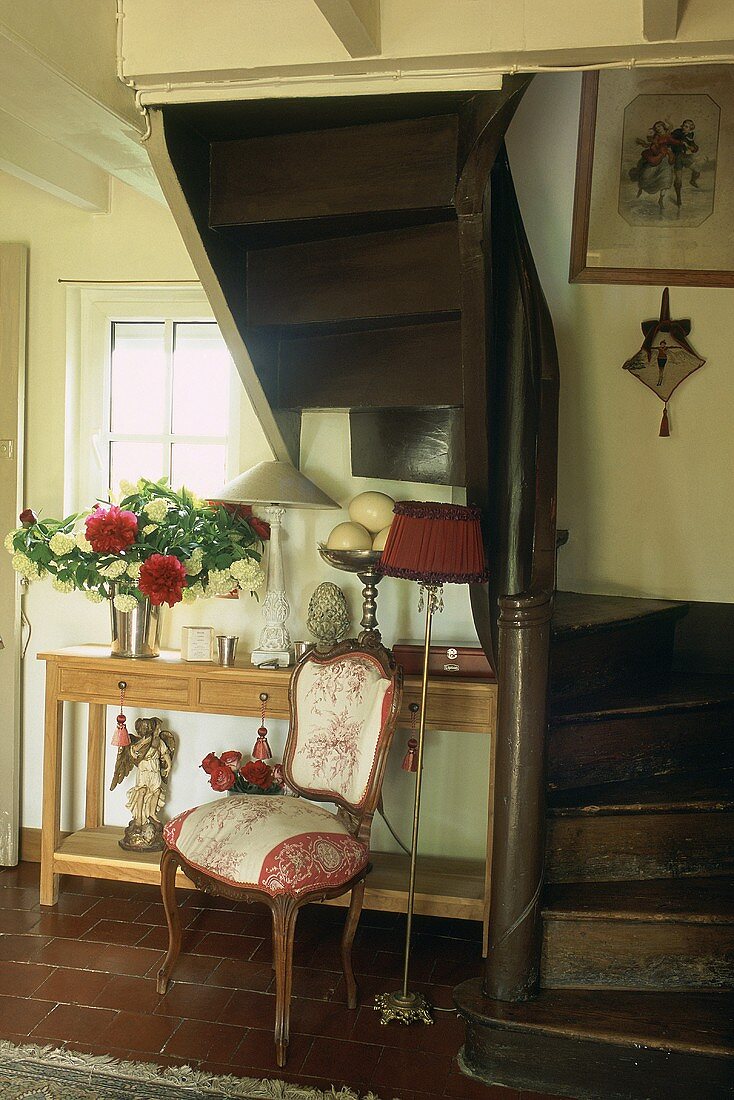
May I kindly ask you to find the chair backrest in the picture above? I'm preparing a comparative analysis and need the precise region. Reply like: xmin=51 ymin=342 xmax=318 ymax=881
xmin=283 ymin=640 xmax=402 ymax=825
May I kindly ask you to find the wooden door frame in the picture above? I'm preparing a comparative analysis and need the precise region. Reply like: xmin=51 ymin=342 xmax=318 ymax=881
xmin=0 ymin=243 xmax=28 ymax=866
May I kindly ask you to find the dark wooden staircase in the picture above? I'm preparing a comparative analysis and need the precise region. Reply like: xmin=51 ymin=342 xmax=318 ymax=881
xmin=456 ymin=593 xmax=734 ymax=1099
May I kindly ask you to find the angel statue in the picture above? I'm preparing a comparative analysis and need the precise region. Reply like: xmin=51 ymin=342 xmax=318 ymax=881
xmin=110 ymin=716 xmax=176 ymax=852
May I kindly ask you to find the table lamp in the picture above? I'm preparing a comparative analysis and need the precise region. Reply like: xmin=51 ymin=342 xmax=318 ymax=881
xmin=375 ymin=501 xmax=488 ymax=1025
xmin=214 ymin=461 xmax=339 ymax=667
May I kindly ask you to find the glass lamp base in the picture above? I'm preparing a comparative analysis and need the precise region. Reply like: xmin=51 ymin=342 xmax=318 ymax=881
xmin=374 ymin=990 xmax=433 ymax=1026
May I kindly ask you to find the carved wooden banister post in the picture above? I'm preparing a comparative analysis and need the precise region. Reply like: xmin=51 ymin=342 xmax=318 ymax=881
xmin=483 ymin=589 xmax=553 ymax=1001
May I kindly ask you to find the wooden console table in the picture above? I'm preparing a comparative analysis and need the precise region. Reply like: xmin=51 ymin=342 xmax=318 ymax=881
xmin=39 ymin=646 xmax=497 ymax=936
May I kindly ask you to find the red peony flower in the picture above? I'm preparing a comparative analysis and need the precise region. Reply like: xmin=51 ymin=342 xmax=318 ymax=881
xmin=242 ymin=760 xmax=274 ymax=790
xmin=19 ymin=509 xmax=38 ymax=528
xmin=201 ymin=753 xmax=220 ymax=775
xmin=85 ymin=506 xmax=138 ymax=554
xmin=209 ymin=764 xmax=236 ymax=792
xmin=220 ymin=750 xmax=242 ymax=770
xmin=138 ymin=553 xmax=187 ymax=607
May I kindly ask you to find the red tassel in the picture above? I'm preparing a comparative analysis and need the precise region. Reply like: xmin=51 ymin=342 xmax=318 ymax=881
xmin=402 ymin=738 xmax=418 ymax=772
xmin=659 ymin=404 xmax=670 ymax=437
xmin=112 ymin=713 xmax=130 ymax=747
xmin=253 ymin=727 xmax=272 ymax=760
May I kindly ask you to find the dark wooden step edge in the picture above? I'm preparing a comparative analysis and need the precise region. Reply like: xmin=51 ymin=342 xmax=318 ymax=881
xmin=454 ymin=981 xmax=734 ymax=1057
xmin=542 ymin=879 xmax=734 ymax=925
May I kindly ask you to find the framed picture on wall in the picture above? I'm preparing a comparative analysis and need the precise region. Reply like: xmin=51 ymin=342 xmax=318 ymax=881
xmin=570 ymin=65 xmax=734 ymax=287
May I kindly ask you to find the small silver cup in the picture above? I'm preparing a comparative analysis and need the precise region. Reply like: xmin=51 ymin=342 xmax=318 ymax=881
xmin=216 ymin=634 xmax=239 ymax=666
xmin=294 ymin=641 xmax=315 ymax=661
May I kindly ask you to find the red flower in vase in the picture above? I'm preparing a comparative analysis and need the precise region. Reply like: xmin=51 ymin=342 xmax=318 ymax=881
xmin=209 ymin=764 xmax=236 ymax=792
xmin=138 ymin=554 xmax=187 ymax=607
xmin=242 ymin=760 xmax=274 ymax=790
xmin=85 ymin=506 xmax=138 ymax=553
xmin=220 ymin=750 xmax=242 ymax=770
xmin=19 ymin=509 xmax=38 ymax=528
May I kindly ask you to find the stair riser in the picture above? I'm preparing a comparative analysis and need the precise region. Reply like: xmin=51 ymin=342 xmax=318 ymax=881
xmin=548 ymin=705 xmax=733 ymax=789
xmin=542 ymin=919 xmax=733 ymax=991
xmin=551 ymin=616 xmax=677 ymax=700
xmin=547 ymin=811 xmax=734 ymax=882
xmin=459 ymin=1027 xmax=733 ymax=1100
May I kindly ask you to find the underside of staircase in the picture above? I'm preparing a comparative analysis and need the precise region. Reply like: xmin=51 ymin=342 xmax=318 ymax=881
xmin=456 ymin=592 xmax=734 ymax=1099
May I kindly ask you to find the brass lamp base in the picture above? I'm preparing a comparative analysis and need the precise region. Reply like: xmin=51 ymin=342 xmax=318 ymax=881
xmin=374 ymin=990 xmax=433 ymax=1026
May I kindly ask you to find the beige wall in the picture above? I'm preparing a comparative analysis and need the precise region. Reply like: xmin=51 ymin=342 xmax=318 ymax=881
xmin=4 ymin=70 xmax=732 ymax=864
xmin=0 ymin=0 xmax=137 ymax=125
xmin=507 ymin=73 xmax=734 ymax=604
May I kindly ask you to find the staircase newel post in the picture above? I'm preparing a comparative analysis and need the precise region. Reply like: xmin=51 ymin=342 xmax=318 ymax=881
xmin=483 ymin=589 xmax=553 ymax=1001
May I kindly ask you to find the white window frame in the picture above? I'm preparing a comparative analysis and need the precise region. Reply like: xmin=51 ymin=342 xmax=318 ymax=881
xmin=66 ymin=285 xmax=241 ymax=510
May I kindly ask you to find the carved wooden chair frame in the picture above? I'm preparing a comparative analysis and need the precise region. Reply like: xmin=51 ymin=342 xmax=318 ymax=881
xmin=157 ymin=638 xmax=403 ymax=1066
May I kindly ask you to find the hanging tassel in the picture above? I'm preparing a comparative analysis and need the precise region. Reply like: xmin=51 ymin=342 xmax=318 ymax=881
xmin=402 ymin=738 xmax=418 ymax=772
xmin=112 ymin=681 xmax=131 ymax=747
xmin=252 ymin=692 xmax=272 ymax=760
xmin=659 ymin=403 xmax=670 ymax=437
xmin=402 ymin=702 xmax=420 ymax=772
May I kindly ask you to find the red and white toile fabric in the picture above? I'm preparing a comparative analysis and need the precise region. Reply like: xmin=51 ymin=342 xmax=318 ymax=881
xmin=163 ymin=794 xmax=368 ymax=897
xmin=289 ymin=653 xmax=393 ymax=807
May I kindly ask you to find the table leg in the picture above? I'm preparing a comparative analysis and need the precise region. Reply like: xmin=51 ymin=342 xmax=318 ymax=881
xmin=85 ymin=704 xmax=106 ymax=830
xmin=40 ymin=662 xmax=63 ymax=906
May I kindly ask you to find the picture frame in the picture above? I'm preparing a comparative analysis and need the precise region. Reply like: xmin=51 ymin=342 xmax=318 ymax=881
xmin=570 ymin=66 xmax=734 ymax=287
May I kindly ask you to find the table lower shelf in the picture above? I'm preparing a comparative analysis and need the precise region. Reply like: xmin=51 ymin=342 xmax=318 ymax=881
xmin=53 ymin=826 xmax=485 ymax=921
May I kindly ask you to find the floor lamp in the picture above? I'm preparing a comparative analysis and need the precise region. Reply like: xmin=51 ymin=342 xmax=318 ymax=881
xmin=215 ymin=461 xmax=338 ymax=666
xmin=375 ymin=501 xmax=489 ymax=1025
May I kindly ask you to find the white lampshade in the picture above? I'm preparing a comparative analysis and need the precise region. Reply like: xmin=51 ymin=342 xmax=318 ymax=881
xmin=214 ymin=460 xmax=339 ymax=509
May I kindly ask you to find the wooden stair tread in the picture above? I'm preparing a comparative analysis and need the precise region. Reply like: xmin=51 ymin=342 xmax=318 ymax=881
xmin=552 ymin=591 xmax=688 ymax=637
xmin=551 ymin=672 xmax=734 ymax=723
xmin=543 ymin=877 xmax=734 ymax=923
xmin=548 ymin=771 xmax=734 ymax=815
xmin=454 ymin=983 xmax=734 ymax=1057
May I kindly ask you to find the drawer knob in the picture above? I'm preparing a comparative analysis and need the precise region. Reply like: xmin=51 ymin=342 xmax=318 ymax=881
xmin=118 ymin=680 xmax=127 ymax=691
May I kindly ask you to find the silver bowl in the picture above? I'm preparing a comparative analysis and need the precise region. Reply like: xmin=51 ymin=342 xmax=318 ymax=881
xmin=318 ymin=546 xmax=382 ymax=574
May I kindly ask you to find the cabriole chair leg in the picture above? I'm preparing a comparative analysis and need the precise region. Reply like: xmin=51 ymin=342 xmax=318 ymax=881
xmin=341 ymin=878 xmax=365 ymax=1010
xmin=271 ymin=897 xmax=299 ymax=1068
xmin=157 ymin=847 xmax=182 ymax=995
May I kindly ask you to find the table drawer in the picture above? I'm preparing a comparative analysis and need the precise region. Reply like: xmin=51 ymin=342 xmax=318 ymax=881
xmin=58 ymin=667 xmax=191 ymax=707
xmin=197 ymin=677 xmax=291 ymax=718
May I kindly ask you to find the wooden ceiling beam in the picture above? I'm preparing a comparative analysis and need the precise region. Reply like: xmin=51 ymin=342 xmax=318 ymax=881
xmin=642 ymin=0 xmax=681 ymax=42
xmin=312 ymin=0 xmax=380 ymax=58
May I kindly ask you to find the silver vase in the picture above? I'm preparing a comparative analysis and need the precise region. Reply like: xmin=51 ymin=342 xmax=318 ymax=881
xmin=110 ymin=594 xmax=163 ymax=658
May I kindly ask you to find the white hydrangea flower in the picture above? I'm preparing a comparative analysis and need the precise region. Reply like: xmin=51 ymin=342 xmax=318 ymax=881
xmin=205 ymin=568 xmax=234 ymax=597
xmin=75 ymin=531 xmax=93 ymax=553
xmin=49 ymin=532 xmax=75 ymax=557
xmin=142 ymin=523 xmax=157 ymax=535
xmin=85 ymin=590 xmax=105 ymax=604
xmin=113 ymin=592 xmax=139 ymax=612
xmin=181 ymin=582 xmax=204 ymax=604
xmin=4 ymin=529 xmax=19 ymax=554
xmin=99 ymin=559 xmax=128 ymax=579
xmin=52 ymin=576 xmax=75 ymax=594
xmin=230 ymin=558 xmax=265 ymax=591
xmin=126 ymin=561 xmax=142 ymax=579
xmin=118 ymin=479 xmax=137 ymax=497
xmin=184 ymin=548 xmax=204 ymax=576
xmin=143 ymin=498 xmax=170 ymax=523
xmin=11 ymin=551 xmax=39 ymax=580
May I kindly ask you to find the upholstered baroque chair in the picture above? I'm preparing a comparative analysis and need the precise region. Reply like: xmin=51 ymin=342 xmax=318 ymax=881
xmin=157 ymin=640 xmax=402 ymax=1066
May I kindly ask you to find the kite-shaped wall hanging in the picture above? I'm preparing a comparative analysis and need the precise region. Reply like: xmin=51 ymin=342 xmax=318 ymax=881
xmin=622 ymin=287 xmax=706 ymax=436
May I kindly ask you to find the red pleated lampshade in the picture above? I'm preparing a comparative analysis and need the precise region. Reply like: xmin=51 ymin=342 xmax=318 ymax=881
xmin=378 ymin=502 xmax=488 ymax=585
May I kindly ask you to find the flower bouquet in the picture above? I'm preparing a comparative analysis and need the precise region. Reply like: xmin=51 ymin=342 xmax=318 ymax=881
xmin=201 ymin=752 xmax=284 ymax=795
xmin=4 ymin=479 xmax=268 ymax=656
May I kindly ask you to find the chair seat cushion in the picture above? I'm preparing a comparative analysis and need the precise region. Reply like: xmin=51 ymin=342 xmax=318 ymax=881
xmin=163 ymin=795 xmax=369 ymax=897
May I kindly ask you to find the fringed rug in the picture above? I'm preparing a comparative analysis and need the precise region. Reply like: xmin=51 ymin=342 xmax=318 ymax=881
xmin=0 ymin=1040 xmax=376 ymax=1100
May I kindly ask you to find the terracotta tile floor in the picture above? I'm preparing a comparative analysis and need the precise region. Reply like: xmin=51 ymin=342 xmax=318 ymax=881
xmin=0 ymin=863 xmax=561 ymax=1100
